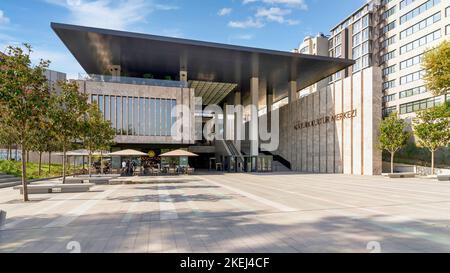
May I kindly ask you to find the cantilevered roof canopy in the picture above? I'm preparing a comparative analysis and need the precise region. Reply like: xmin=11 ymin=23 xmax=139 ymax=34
xmin=51 ymin=23 xmax=353 ymax=92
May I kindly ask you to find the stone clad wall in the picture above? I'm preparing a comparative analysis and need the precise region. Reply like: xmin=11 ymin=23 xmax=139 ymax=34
xmin=275 ymin=67 xmax=382 ymax=175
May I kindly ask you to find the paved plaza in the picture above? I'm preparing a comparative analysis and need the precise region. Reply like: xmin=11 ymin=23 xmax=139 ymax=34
xmin=1 ymin=173 xmax=450 ymax=253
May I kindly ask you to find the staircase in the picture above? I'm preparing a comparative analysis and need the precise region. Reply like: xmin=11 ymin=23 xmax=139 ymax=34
xmin=0 ymin=173 xmax=22 ymax=189
xmin=261 ymin=151 xmax=292 ymax=172
xmin=225 ymin=141 xmax=244 ymax=162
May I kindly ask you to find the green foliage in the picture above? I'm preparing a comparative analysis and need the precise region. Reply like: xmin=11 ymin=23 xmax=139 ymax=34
xmin=0 ymin=160 xmax=81 ymax=180
xmin=0 ymin=44 xmax=51 ymax=148
xmin=82 ymin=103 xmax=116 ymax=153
xmin=50 ymin=80 xmax=89 ymax=152
xmin=379 ymin=113 xmax=411 ymax=154
xmin=0 ymin=44 xmax=52 ymax=200
xmin=414 ymin=102 xmax=450 ymax=152
xmin=422 ymin=41 xmax=450 ymax=96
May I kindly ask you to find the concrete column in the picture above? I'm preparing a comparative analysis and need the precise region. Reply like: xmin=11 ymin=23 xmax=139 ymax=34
xmin=180 ymin=70 xmax=188 ymax=82
xmin=250 ymin=77 xmax=259 ymax=157
xmin=288 ymin=80 xmax=298 ymax=104
xmin=234 ymin=90 xmax=242 ymax=152
xmin=266 ymin=85 xmax=273 ymax=113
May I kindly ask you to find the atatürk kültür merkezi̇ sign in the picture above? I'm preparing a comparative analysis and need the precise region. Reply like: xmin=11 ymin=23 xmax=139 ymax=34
xmin=294 ymin=110 xmax=357 ymax=130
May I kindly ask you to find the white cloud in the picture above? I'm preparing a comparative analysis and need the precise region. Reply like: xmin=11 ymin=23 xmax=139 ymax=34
xmin=218 ymin=8 xmax=232 ymax=16
xmin=0 ymin=10 xmax=10 ymax=25
xmin=256 ymin=7 xmax=291 ymax=23
xmin=45 ymin=0 xmax=177 ymax=30
xmin=228 ymin=18 xmax=264 ymax=29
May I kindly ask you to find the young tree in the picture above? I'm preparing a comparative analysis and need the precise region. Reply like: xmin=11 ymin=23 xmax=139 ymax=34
xmin=379 ymin=113 xmax=411 ymax=174
xmin=82 ymin=103 xmax=115 ymax=176
xmin=0 ymin=105 xmax=19 ymax=160
xmin=0 ymin=44 xmax=51 ymax=201
xmin=50 ymin=81 xmax=88 ymax=183
xmin=414 ymin=103 xmax=450 ymax=175
xmin=422 ymin=41 xmax=450 ymax=96
xmin=29 ymin=124 xmax=56 ymax=176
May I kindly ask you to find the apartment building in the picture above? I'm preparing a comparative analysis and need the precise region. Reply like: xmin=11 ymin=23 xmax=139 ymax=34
xmin=321 ymin=0 xmax=450 ymax=120
xmin=294 ymin=33 xmax=330 ymax=98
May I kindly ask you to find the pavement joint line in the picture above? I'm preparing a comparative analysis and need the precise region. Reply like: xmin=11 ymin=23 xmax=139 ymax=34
xmin=170 ymin=187 xmax=204 ymax=218
xmin=197 ymin=176 xmax=296 ymax=213
xmin=43 ymin=185 xmax=124 ymax=228
xmin=157 ymin=184 xmax=179 ymax=221
xmin=0 ymin=191 xmax=88 ymax=231
xmin=121 ymin=196 xmax=143 ymax=223
xmin=239 ymin=178 xmax=450 ymax=246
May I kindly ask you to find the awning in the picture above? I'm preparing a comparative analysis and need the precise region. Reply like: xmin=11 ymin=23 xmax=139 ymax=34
xmin=107 ymin=149 xmax=147 ymax=156
xmin=160 ymin=149 xmax=199 ymax=157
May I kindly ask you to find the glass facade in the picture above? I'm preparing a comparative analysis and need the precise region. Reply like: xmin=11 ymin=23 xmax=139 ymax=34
xmin=93 ymin=94 xmax=177 ymax=137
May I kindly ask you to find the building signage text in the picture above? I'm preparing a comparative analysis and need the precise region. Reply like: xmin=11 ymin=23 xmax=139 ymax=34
xmin=294 ymin=110 xmax=357 ymax=130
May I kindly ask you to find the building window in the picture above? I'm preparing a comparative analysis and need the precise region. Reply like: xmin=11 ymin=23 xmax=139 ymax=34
xmin=383 ymin=94 xmax=397 ymax=103
xmin=381 ymin=21 xmax=396 ymax=34
xmin=400 ymin=70 xmax=425 ymax=85
xmin=400 ymin=0 xmax=441 ymax=25
xmin=400 ymin=12 xmax=441 ymax=40
xmin=383 ymin=65 xmax=396 ymax=76
xmin=400 ymin=0 xmax=416 ymax=10
xmin=383 ymin=79 xmax=396 ymax=90
xmin=91 ymin=94 xmax=177 ymax=137
xmin=383 ymin=106 xmax=397 ymax=117
xmin=400 ymin=29 xmax=441 ymax=55
xmin=362 ymin=14 xmax=370 ymax=28
xmin=399 ymin=86 xmax=427 ymax=99
xmin=335 ymin=45 xmax=342 ymax=58
xmin=381 ymin=35 xmax=396 ymax=49
xmin=447 ymin=25 xmax=450 ymax=35
xmin=335 ymin=33 xmax=342 ymax=46
xmin=381 ymin=50 xmax=396 ymax=63
xmin=400 ymin=53 xmax=424 ymax=70
xmin=353 ymin=32 xmax=361 ymax=46
xmin=381 ymin=7 xmax=396 ymax=20
xmin=400 ymin=97 xmax=442 ymax=114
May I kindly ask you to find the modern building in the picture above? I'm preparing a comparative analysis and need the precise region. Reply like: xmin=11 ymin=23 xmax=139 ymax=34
xmin=294 ymin=33 xmax=330 ymax=98
xmin=325 ymin=0 xmax=449 ymax=120
xmin=50 ymin=23 xmax=384 ymax=175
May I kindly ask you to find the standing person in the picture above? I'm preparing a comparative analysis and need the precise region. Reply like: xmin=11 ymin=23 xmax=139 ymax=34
xmin=121 ymin=160 xmax=126 ymax=175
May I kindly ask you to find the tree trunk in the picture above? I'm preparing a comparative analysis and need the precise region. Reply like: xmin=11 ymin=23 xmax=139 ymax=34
xmin=48 ymin=152 xmax=52 ymax=174
xmin=88 ymin=153 xmax=92 ymax=177
xmin=62 ymin=146 xmax=67 ymax=184
xmin=26 ymin=150 xmax=29 ymax=163
xmin=21 ymin=147 xmax=29 ymax=202
xmin=38 ymin=151 xmax=42 ymax=177
xmin=7 ymin=145 xmax=11 ymax=160
xmin=100 ymin=153 xmax=104 ymax=175
xmin=390 ymin=152 xmax=395 ymax=174
xmin=431 ymin=150 xmax=435 ymax=175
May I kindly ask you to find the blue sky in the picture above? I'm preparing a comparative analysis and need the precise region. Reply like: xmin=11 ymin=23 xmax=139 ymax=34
xmin=0 ymin=0 xmax=366 ymax=79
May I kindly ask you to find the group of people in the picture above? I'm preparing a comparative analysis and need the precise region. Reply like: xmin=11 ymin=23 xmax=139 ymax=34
xmin=121 ymin=160 xmax=137 ymax=176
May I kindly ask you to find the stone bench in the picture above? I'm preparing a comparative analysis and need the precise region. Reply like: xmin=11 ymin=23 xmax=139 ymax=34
xmin=64 ymin=178 xmax=86 ymax=184
xmin=437 ymin=175 xmax=450 ymax=181
xmin=13 ymin=184 xmax=94 ymax=194
xmin=387 ymin=173 xmax=416 ymax=179
xmin=84 ymin=177 xmax=113 ymax=185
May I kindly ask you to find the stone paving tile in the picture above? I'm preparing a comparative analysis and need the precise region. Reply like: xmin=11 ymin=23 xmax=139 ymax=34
xmin=2 ymin=173 xmax=450 ymax=253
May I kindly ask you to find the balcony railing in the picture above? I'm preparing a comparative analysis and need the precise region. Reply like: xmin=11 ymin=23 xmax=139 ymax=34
xmin=79 ymin=74 xmax=188 ymax=88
